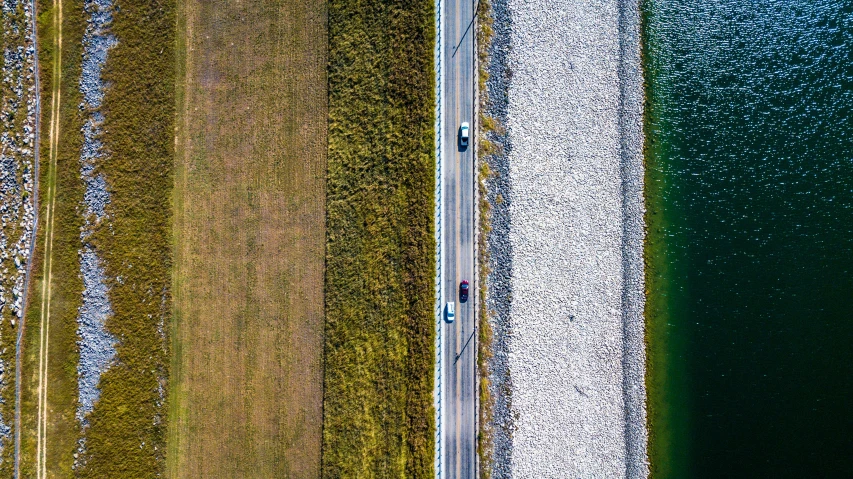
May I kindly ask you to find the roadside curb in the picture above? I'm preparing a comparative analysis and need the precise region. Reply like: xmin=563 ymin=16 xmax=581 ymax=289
xmin=472 ymin=4 xmax=480 ymax=478
xmin=433 ymin=0 xmax=445 ymax=474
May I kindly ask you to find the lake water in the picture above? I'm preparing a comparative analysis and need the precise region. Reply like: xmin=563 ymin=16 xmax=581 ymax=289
xmin=643 ymin=0 xmax=853 ymax=477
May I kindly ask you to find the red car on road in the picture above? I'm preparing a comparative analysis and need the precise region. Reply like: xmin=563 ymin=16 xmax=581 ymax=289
xmin=459 ymin=280 xmax=469 ymax=302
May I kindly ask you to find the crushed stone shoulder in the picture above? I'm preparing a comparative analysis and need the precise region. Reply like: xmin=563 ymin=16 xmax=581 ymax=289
xmin=481 ymin=0 xmax=648 ymax=476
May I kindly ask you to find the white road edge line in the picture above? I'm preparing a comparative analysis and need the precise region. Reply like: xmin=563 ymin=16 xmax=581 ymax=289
xmin=471 ymin=4 xmax=480 ymax=476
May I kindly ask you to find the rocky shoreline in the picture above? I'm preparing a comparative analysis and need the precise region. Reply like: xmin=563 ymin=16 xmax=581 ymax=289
xmin=481 ymin=0 xmax=648 ymax=476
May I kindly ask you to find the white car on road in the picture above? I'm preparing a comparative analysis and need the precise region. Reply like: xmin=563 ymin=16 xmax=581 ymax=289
xmin=459 ymin=122 xmax=470 ymax=147
xmin=445 ymin=301 xmax=455 ymax=322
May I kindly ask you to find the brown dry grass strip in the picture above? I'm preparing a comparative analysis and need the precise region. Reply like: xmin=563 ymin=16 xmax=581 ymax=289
xmin=167 ymin=0 xmax=327 ymax=477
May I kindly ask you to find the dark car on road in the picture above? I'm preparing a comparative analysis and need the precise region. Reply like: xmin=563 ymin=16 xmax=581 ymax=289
xmin=459 ymin=280 xmax=469 ymax=302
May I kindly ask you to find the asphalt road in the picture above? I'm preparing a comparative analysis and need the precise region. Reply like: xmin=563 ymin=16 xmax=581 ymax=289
xmin=442 ymin=0 xmax=476 ymax=476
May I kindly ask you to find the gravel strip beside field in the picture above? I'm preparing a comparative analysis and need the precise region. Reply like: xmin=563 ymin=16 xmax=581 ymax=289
xmin=483 ymin=0 xmax=647 ymax=476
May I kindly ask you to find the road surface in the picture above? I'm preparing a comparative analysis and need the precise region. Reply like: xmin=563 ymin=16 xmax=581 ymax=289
xmin=442 ymin=0 xmax=476 ymax=476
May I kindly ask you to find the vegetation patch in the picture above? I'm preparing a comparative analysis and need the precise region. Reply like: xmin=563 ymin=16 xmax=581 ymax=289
xmin=20 ymin=0 xmax=87 ymax=476
xmin=322 ymin=0 xmax=435 ymax=475
xmin=475 ymin=0 xmax=500 ymax=476
xmin=476 ymin=158 xmax=495 ymax=479
xmin=71 ymin=0 xmax=175 ymax=476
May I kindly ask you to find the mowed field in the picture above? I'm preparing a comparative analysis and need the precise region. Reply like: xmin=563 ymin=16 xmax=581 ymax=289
xmin=167 ymin=0 xmax=327 ymax=477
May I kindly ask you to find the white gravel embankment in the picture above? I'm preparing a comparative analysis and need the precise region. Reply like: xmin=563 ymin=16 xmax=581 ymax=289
xmin=483 ymin=0 xmax=647 ymax=477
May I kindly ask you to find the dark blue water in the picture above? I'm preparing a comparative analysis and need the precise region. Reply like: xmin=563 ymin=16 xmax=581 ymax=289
xmin=643 ymin=1 xmax=853 ymax=477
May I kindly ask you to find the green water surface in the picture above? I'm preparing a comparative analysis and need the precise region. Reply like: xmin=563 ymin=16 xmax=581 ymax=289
xmin=643 ymin=1 xmax=853 ymax=477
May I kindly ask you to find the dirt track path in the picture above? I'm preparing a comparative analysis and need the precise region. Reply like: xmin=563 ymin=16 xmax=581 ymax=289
xmin=13 ymin=0 xmax=43 ymax=476
xmin=32 ymin=0 xmax=63 ymax=476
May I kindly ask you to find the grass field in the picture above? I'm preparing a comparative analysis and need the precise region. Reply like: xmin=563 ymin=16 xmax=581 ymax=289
xmin=75 ymin=1 xmax=176 ymax=475
xmin=21 ymin=0 xmax=176 ymax=477
xmin=322 ymin=0 xmax=435 ymax=476
xmin=19 ymin=0 xmax=434 ymax=475
xmin=166 ymin=0 xmax=328 ymax=476
xmin=20 ymin=0 xmax=86 ymax=476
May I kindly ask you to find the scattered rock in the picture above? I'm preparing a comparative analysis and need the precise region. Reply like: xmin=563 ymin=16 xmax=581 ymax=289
xmin=0 ymin=0 xmax=39 ymax=451
xmin=75 ymin=0 xmax=117 ymax=444
xmin=76 ymin=247 xmax=116 ymax=423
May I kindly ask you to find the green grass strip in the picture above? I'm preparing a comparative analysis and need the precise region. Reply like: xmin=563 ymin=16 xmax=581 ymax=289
xmin=74 ymin=1 xmax=176 ymax=476
xmin=20 ymin=0 xmax=87 ymax=475
xmin=322 ymin=0 xmax=436 ymax=476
